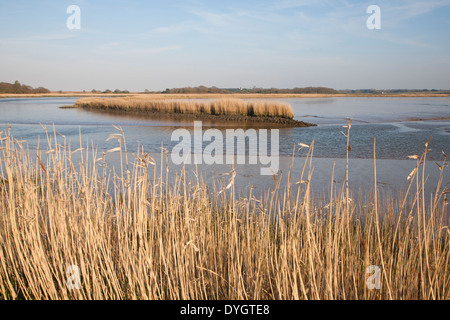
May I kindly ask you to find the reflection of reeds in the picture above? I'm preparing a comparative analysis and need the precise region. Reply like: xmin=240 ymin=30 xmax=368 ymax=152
xmin=0 ymin=125 xmax=448 ymax=300
xmin=76 ymin=97 xmax=295 ymax=119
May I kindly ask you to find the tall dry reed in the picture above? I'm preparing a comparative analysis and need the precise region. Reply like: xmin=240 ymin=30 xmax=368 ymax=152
xmin=0 ymin=124 xmax=448 ymax=300
xmin=75 ymin=97 xmax=295 ymax=119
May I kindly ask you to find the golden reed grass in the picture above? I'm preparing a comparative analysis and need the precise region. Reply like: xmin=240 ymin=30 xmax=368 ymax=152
xmin=0 ymin=125 xmax=448 ymax=300
xmin=75 ymin=96 xmax=295 ymax=119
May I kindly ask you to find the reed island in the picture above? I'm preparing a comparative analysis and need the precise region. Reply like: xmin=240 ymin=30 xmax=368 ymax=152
xmin=74 ymin=96 xmax=316 ymax=127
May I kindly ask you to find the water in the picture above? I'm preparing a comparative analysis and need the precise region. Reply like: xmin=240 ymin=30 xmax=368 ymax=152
xmin=0 ymin=97 xmax=449 ymax=195
xmin=290 ymin=97 xmax=450 ymax=125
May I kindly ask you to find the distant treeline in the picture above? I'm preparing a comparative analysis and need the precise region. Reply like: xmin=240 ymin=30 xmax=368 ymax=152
xmin=91 ymin=89 xmax=130 ymax=94
xmin=161 ymin=86 xmax=229 ymax=94
xmin=340 ymin=89 xmax=450 ymax=94
xmin=160 ymin=86 xmax=339 ymax=94
xmin=3 ymin=81 xmax=448 ymax=95
xmin=159 ymin=86 xmax=450 ymax=95
xmin=0 ymin=81 xmax=50 ymax=94
xmin=231 ymin=87 xmax=339 ymax=94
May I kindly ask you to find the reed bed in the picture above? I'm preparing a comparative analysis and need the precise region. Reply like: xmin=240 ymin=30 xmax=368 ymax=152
xmin=75 ymin=96 xmax=295 ymax=119
xmin=0 ymin=124 xmax=448 ymax=300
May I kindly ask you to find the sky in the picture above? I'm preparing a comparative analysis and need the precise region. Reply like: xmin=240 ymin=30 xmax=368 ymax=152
xmin=0 ymin=0 xmax=449 ymax=92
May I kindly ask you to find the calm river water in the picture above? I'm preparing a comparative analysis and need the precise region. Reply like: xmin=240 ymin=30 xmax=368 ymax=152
xmin=0 ymin=97 xmax=449 ymax=196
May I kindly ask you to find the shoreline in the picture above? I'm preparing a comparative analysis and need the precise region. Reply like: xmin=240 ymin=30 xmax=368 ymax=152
xmin=1 ymin=92 xmax=450 ymax=99
xmin=79 ymin=105 xmax=317 ymax=128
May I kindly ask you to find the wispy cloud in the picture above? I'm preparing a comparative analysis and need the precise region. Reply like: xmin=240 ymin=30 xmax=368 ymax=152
xmin=277 ymin=1 xmax=438 ymax=49
xmin=136 ymin=45 xmax=182 ymax=54
xmin=94 ymin=43 xmax=182 ymax=55
xmin=371 ymin=33 xmax=433 ymax=49
xmin=386 ymin=0 xmax=450 ymax=21
xmin=152 ymin=21 xmax=210 ymax=35
xmin=235 ymin=11 xmax=286 ymax=23
xmin=169 ymin=1 xmax=440 ymax=54
xmin=271 ymin=0 xmax=327 ymax=10
xmin=0 ymin=32 xmax=79 ymax=44
xmin=190 ymin=11 xmax=233 ymax=27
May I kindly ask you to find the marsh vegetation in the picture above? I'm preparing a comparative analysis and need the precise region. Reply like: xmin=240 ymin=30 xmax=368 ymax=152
xmin=0 ymin=125 xmax=448 ymax=300
xmin=76 ymin=97 xmax=295 ymax=118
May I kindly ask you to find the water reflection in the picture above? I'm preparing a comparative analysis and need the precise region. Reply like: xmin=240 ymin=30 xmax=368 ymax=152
xmin=80 ymin=107 xmax=299 ymax=129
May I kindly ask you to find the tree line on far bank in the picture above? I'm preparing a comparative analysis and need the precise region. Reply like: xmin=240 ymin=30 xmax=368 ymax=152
xmin=3 ymin=81 xmax=449 ymax=96
xmin=159 ymin=86 xmax=450 ymax=95
xmin=0 ymin=81 xmax=50 ymax=94
xmin=161 ymin=86 xmax=339 ymax=94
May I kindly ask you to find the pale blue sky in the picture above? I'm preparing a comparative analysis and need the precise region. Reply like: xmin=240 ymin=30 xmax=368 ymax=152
xmin=0 ymin=0 xmax=449 ymax=91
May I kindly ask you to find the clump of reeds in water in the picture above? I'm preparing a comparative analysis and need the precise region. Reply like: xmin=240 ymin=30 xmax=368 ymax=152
xmin=0 ymin=123 xmax=448 ymax=300
xmin=75 ymin=96 xmax=295 ymax=119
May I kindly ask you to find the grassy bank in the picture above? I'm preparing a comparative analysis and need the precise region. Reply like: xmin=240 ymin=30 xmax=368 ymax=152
xmin=0 ymin=126 xmax=448 ymax=300
xmin=76 ymin=97 xmax=295 ymax=119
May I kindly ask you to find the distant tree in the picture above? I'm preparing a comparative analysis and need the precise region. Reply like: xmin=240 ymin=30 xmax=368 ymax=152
xmin=34 ymin=87 xmax=50 ymax=94
xmin=13 ymin=80 xmax=21 ymax=93
xmin=0 ymin=81 xmax=50 ymax=94
xmin=162 ymin=86 xmax=230 ymax=94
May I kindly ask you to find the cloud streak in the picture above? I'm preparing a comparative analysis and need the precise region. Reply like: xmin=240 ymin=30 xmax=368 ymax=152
xmin=93 ymin=43 xmax=182 ymax=55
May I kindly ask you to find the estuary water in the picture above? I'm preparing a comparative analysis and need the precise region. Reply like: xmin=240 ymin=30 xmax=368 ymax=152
xmin=0 ymin=96 xmax=449 ymax=196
